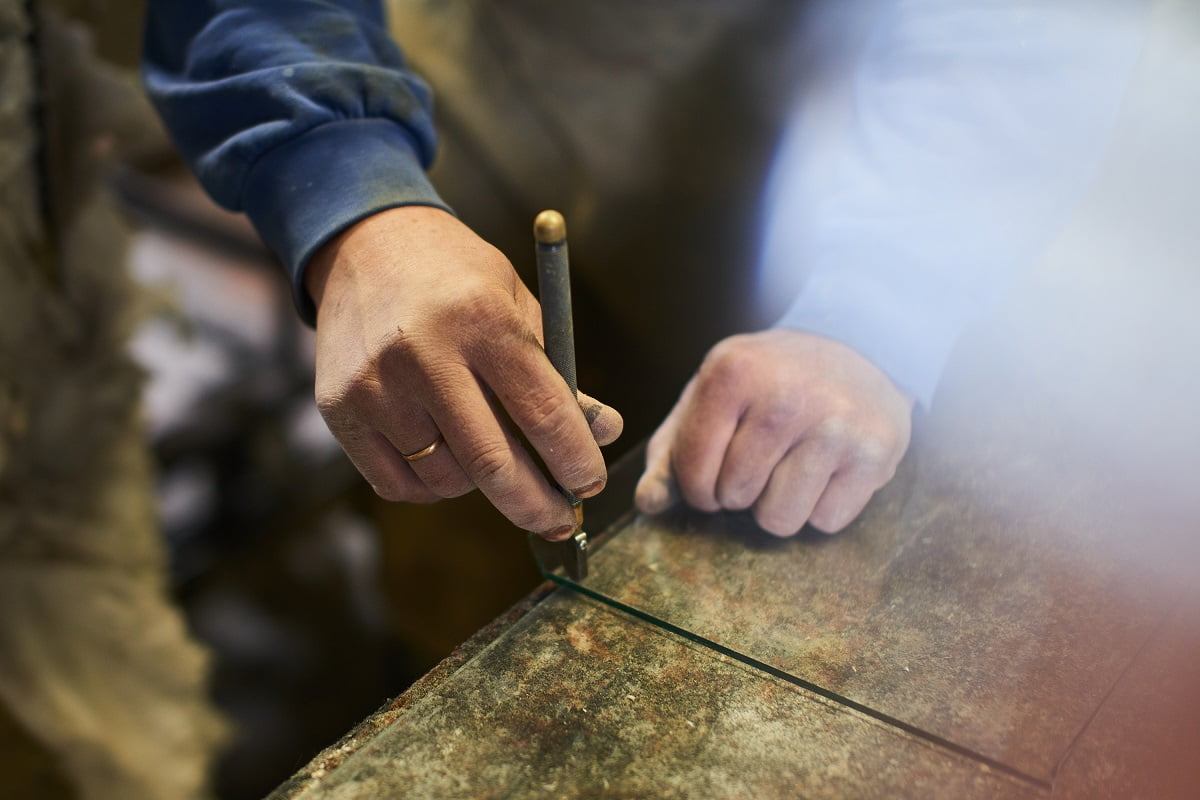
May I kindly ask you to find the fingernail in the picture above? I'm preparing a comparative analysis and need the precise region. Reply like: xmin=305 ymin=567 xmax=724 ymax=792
xmin=541 ymin=524 xmax=576 ymax=541
xmin=572 ymin=478 xmax=605 ymax=498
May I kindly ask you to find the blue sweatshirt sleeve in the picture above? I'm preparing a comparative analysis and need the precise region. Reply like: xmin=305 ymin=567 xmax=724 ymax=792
xmin=762 ymin=0 xmax=1149 ymax=406
xmin=142 ymin=0 xmax=450 ymax=323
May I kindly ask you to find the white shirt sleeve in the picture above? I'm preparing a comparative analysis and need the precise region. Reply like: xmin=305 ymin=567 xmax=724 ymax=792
xmin=762 ymin=0 xmax=1151 ymax=405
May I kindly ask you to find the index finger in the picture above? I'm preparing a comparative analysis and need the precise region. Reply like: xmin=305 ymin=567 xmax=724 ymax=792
xmin=670 ymin=370 xmax=744 ymax=513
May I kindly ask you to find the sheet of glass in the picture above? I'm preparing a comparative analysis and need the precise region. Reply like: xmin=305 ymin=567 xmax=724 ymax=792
xmin=536 ymin=289 xmax=1199 ymax=786
xmin=540 ymin=431 xmax=1190 ymax=784
xmin=549 ymin=481 xmax=1177 ymax=786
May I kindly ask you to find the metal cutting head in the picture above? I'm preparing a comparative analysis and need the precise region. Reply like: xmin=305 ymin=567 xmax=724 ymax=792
xmin=529 ymin=528 xmax=589 ymax=582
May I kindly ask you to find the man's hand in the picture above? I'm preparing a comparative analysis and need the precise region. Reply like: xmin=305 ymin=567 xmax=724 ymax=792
xmin=306 ymin=206 xmax=622 ymax=539
xmin=635 ymin=329 xmax=913 ymax=535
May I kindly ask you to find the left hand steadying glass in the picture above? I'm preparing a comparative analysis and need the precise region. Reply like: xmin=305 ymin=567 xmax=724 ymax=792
xmin=635 ymin=329 xmax=914 ymax=535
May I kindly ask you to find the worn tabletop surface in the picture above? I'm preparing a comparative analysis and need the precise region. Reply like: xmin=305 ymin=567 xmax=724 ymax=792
xmin=265 ymin=323 xmax=1200 ymax=798
xmin=265 ymin=520 xmax=1198 ymax=800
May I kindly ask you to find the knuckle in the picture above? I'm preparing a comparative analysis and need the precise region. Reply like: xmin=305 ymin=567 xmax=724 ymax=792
xmin=521 ymin=389 xmax=574 ymax=440
xmin=698 ymin=337 xmax=751 ymax=383
xmin=382 ymin=283 xmax=518 ymax=369
xmin=381 ymin=322 xmax=419 ymax=356
xmin=314 ymin=381 xmax=350 ymax=421
xmin=810 ymin=417 xmax=853 ymax=457
xmin=847 ymin=423 xmax=906 ymax=476
xmin=454 ymin=292 xmax=538 ymax=364
xmin=317 ymin=371 xmax=383 ymax=420
xmin=371 ymin=323 xmax=424 ymax=376
xmin=852 ymin=436 xmax=893 ymax=470
xmin=315 ymin=394 xmax=346 ymax=429
xmin=451 ymin=441 xmax=549 ymax=522
xmin=522 ymin=393 xmax=602 ymax=480
xmin=461 ymin=440 xmax=520 ymax=492
xmin=759 ymin=402 xmax=798 ymax=435
xmin=454 ymin=283 xmax=514 ymax=334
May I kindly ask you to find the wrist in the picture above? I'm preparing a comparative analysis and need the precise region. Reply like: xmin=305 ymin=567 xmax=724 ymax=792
xmin=304 ymin=204 xmax=456 ymax=313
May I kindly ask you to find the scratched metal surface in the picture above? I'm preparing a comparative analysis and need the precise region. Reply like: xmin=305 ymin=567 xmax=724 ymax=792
xmin=279 ymin=590 xmax=1039 ymax=800
xmin=562 ymin=223 xmax=1200 ymax=785
xmin=570 ymin=447 xmax=1178 ymax=785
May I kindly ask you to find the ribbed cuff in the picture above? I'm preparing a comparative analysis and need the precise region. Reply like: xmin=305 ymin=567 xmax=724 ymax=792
xmin=241 ymin=118 xmax=451 ymax=324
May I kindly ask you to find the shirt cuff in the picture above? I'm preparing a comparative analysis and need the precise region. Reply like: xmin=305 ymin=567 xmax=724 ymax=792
xmin=772 ymin=266 xmax=971 ymax=409
xmin=241 ymin=118 xmax=451 ymax=324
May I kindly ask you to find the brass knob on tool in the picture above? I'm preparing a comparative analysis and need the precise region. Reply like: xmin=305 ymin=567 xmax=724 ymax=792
xmin=533 ymin=209 xmax=567 ymax=246
xmin=534 ymin=209 xmax=577 ymax=397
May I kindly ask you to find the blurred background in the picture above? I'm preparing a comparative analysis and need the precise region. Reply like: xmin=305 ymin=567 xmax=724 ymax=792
xmin=14 ymin=0 xmax=1200 ymax=798
xmin=37 ymin=3 xmax=573 ymax=798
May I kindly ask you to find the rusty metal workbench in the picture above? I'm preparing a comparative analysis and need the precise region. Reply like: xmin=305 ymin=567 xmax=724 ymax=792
xmin=262 ymin=492 xmax=1198 ymax=800
xmin=264 ymin=310 xmax=1200 ymax=798
xmin=264 ymin=457 xmax=1199 ymax=800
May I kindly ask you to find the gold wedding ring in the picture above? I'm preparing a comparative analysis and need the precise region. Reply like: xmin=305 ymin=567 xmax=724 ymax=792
xmin=402 ymin=436 xmax=444 ymax=462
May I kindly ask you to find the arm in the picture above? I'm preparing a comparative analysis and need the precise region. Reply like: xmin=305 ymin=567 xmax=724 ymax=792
xmin=143 ymin=1 xmax=622 ymax=536
xmin=765 ymin=0 xmax=1151 ymax=406
xmin=142 ymin=0 xmax=446 ymax=322
xmin=638 ymin=0 xmax=1149 ymax=535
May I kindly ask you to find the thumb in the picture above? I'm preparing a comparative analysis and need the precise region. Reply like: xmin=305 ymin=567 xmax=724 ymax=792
xmin=577 ymin=390 xmax=623 ymax=446
xmin=636 ymin=376 xmax=699 ymax=514
xmin=635 ymin=413 xmax=681 ymax=515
